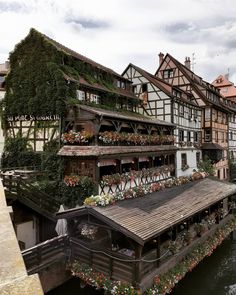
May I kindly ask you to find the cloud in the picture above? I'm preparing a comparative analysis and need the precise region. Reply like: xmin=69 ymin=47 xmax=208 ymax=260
xmin=65 ymin=14 xmax=110 ymax=30
xmin=0 ymin=0 xmax=30 ymax=13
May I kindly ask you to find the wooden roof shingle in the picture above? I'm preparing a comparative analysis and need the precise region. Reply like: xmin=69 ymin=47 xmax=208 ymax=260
xmin=57 ymin=178 xmax=236 ymax=245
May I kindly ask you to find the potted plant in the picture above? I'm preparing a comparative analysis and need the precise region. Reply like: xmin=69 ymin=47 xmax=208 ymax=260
xmin=194 ymin=223 xmax=205 ymax=237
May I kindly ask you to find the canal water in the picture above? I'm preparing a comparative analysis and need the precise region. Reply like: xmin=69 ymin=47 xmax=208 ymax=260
xmin=172 ymin=238 xmax=236 ymax=295
xmin=47 ymin=238 xmax=236 ymax=295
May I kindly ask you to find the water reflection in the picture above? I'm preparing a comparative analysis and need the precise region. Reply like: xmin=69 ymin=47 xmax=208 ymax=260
xmin=46 ymin=277 xmax=104 ymax=295
xmin=172 ymin=239 xmax=236 ymax=295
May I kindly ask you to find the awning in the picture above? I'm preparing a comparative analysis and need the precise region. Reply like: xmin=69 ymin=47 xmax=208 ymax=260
xmin=201 ymin=143 xmax=224 ymax=150
xmin=98 ymin=160 xmax=116 ymax=167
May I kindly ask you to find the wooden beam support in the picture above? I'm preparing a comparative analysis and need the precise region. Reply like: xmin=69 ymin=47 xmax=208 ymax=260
xmin=133 ymin=243 xmax=143 ymax=287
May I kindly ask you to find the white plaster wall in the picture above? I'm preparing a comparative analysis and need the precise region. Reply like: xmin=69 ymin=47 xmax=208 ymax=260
xmin=176 ymin=149 xmax=201 ymax=177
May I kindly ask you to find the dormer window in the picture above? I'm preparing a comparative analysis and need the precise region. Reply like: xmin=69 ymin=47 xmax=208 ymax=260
xmin=121 ymin=81 xmax=126 ymax=89
xmin=117 ymin=80 xmax=126 ymax=89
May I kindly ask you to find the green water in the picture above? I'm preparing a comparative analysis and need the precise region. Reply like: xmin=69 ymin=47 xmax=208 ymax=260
xmin=172 ymin=238 xmax=236 ymax=295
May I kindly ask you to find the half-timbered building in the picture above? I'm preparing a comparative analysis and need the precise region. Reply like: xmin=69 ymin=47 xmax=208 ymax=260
xmin=213 ymin=75 xmax=236 ymax=161
xmin=122 ymin=63 xmax=202 ymax=177
xmin=156 ymin=53 xmax=230 ymax=180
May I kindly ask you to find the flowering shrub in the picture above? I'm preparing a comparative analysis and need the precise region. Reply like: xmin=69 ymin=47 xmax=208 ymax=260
xmin=147 ymin=218 xmax=236 ymax=295
xmin=100 ymin=165 xmax=175 ymax=187
xmin=64 ymin=175 xmax=81 ymax=186
xmin=98 ymin=131 xmax=175 ymax=146
xmin=83 ymin=194 xmax=114 ymax=207
xmin=61 ymin=130 xmax=93 ymax=144
xmin=71 ymin=261 xmax=138 ymax=294
xmin=84 ymin=172 xmax=208 ymax=207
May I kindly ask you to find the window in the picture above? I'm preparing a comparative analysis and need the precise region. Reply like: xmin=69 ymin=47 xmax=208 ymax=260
xmin=222 ymin=113 xmax=226 ymax=124
xmin=194 ymin=132 xmax=198 ymax=142
xmin=76 ymin=90 xmax=85 ymax=101
xmin=181 ymin=153 xmax=187 ymax=168
xmin=179 ymin=130 xmax=184 ymax=142
xmin=91 ymin=94 xmax=100 ymax=104
xmin=205 ymin=108 xmax=211 ymax=121
xmin=179 ymin=105 xmax=184 ymax=117
xmin=132 ymin=85 xmax=137 ymax=93
xmin=205 ymin=129 xmax=211 ymax=142
xmin=173 ymin=89 xmax=181 ymax=98
xmin=116 ymin=80 xmax=121 ymax=88
xmin=196 ymin=152 xmax=200 ymax=165
xmin=142 ymin=83 xmax=148 ymax=92
xmin=222 ymin=132 xmax=224 ymax=142
xmin=194 ymin=109 xmax=198 ymax=120
xmin=188 ymin=108 xmax=192 ymax=120
xmin=229 ymin=131 xmax=233 ymax=141
xmin=187 ymin=131 xmax=191 ymax=142
xmin=121 ymin=81 xmax=126 ymax=89
xmin=163 ymin=69 xmax=174 ymax=79
xmin=215 ymin=131 xmax=218 ymax=142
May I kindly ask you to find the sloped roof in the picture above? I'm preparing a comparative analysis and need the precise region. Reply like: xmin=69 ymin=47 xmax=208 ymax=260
xmin=78 ymin=105 xmax=175 ymax=126
xmin=33 ymin=28 xmax=128 ymax=81
xmin=57 ymin=177 xmax=236 ymax=245
xmin=123 ymin=63 xmax=199 ymax=107
xmin=58 ymin=144 xmax=177 ymax=157
xmin=212 ymin=74 xmax=233 ymax=88
xmin=123 ymin=63 xmax=173 ymax=96
xmin=156 ymin=53 xmax=230 ymax=112
xmin=212 ymin=74 xmax=236 ymax=99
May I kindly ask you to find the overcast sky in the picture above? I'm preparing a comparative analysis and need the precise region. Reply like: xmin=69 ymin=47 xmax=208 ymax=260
xmin=1 ymin=0 xmax=236 ymax=83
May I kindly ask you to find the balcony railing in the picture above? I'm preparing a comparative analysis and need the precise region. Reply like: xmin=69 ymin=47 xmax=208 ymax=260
xmin=61 ymin=130 xmax=175 ymax=146
xmin=99 ymin=165 xmax=175 ymax=194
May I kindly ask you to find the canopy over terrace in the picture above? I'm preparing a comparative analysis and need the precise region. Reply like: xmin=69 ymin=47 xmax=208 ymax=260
xmin=57 ymin=177 xmax=236 ymax=246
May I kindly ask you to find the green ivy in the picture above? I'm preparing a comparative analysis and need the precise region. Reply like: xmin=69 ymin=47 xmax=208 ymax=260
xmin=1 ymin=135 xmax=41 ymax=168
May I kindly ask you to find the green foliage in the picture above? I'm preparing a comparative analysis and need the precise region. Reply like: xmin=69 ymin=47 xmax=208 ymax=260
xmin=59 ymin=176 xmax=96 ymax=208
xmin=41 ymin=139 xmax=63 ymax=181
xmin=1 ymin=136 xmax=40 ymax=168
xmin=4 ymin=28 xmax=73 ymax=117
xmin=198 ymin=155 xmax=215 ymax=176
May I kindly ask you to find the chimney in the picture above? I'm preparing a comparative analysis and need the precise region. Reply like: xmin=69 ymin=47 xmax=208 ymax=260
xmin=184 ymin=57 xmax=191 ymax=69
xmin=158 ymin=52 xmax=164 ymax=66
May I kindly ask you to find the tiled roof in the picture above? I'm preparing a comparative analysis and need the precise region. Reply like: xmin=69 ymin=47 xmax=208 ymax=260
xmin=58 ymin=145 xmax=177 ymax=157
xmin=212 ymin=75 xmax=236 ymax=99
xmin=212 ymin=75 xmax=233 ymax=88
